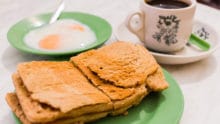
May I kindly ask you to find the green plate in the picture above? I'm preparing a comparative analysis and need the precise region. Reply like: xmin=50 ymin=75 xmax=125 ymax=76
xmin=13 ymin=69 xmax=184 ymax=124
xmin=7 ymin=12 xmax=112 ymax=56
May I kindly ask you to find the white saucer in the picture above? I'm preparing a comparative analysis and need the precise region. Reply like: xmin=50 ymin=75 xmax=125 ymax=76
xmin=115 ymin=20 xmax=219 ymax=65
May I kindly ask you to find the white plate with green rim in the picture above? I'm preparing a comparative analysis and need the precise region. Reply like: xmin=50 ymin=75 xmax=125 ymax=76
xmin=7 ymin=12 xmax=112 ymax=56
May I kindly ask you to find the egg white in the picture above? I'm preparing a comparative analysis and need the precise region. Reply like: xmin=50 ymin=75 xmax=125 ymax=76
xmin=24 ymin=19 xmax=97 ymax=52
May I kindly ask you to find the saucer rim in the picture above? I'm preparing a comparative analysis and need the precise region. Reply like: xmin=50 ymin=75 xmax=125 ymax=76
xmin=115 ymin=19 xmax=219 ymax=64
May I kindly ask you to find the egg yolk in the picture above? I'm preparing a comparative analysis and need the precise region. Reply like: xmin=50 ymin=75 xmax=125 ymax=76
xmin=70 ymin=24 xmax=84 ymax=32
xmin=39 ymin=34 xmax=60 ymax=50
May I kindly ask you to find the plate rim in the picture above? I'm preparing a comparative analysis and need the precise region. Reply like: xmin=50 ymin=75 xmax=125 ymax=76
xmin=162 ymin=69 xmax=184 ymax=124
xmin=7 ymin=11 xmax=112 ymax=56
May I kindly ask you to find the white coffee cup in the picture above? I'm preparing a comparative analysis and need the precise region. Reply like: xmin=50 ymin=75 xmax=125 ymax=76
xmin=125 ymin=0 xmax=196 ymax=52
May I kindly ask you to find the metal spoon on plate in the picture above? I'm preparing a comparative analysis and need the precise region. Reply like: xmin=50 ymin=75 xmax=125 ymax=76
xmin=49 ymin=0 xmax=65 ymax=24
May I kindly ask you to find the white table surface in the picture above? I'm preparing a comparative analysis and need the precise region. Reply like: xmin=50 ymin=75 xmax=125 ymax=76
xmin=0 ymin=0 xmax=220 ymax=124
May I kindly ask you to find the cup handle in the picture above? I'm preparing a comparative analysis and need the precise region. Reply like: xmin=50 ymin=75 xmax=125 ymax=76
xmin=125 ymin=11 xmax=145 ymax=41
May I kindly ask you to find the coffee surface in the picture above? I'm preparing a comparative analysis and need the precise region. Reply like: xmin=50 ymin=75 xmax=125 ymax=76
xmin=147 ymin=0 xmax=189 ymax=9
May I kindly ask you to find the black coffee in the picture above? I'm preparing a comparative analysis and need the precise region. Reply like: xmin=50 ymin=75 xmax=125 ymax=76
xmin=147 ymin=0 xmax=189 ymax=9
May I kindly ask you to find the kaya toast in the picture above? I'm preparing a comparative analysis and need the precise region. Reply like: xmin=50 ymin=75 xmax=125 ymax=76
xmin=71 ymin=50 xmax=148 ymax=115
xmin=14 ymin=61 xmax=112 ymax=123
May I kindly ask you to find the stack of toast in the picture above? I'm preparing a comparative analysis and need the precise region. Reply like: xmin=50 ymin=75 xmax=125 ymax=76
xmin=6 ymin=41 xmax=168 ymax=124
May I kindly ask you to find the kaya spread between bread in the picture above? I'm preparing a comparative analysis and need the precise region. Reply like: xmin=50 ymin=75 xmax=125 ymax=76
xmin=5 ymin=41 xmax=168 ymax=124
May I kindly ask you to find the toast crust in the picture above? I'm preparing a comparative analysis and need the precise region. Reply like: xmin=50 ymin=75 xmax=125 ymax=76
xmin=5 ymin=93 xmax=109 ymax=124
xmin=146 ymin=67 xmax=169 ymax=91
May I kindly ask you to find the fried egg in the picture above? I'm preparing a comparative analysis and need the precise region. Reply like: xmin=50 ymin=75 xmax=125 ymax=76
xmin=24 ymin=19 xmax=97 ymax=52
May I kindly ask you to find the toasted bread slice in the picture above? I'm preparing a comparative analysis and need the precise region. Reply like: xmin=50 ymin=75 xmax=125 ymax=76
xmin=5 ymin=93 xmax=109 ymax=124
xmin=85 ymin=42 xmax=159 ymax=88
xmin=14 ymin=61 xmax=113 ymax=123
xmin=17 ymin=61 xmax=111 ymax=113
xmin=12 ymin=73 xmax=113 ymax=123
xmin=71 ymin=50 xmax=148 ymax=115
